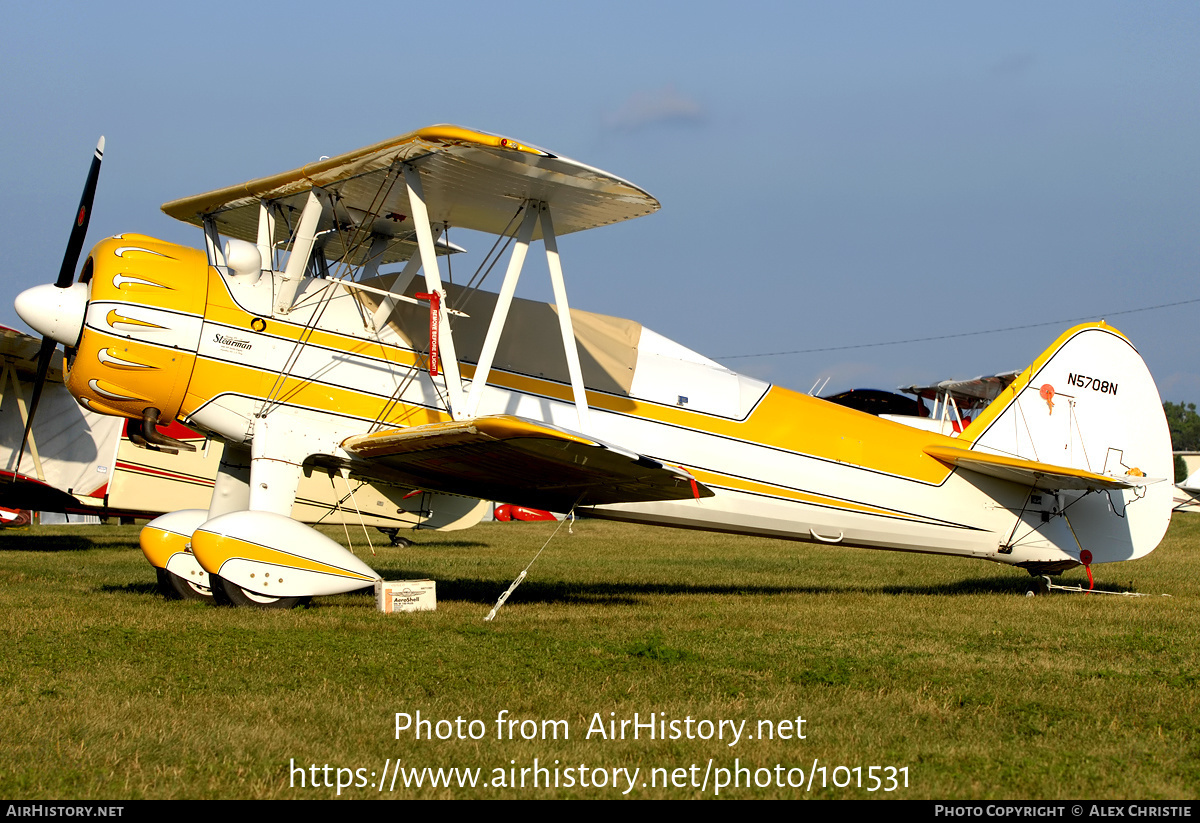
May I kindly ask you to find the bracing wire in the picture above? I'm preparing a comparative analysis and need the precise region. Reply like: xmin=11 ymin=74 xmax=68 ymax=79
xmin=719 ymin=296 xmax=1200 ymax=360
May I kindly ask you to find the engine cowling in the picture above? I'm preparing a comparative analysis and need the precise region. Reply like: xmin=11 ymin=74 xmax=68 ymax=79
xmin=65 ymin=234 xmax=208 ymax=421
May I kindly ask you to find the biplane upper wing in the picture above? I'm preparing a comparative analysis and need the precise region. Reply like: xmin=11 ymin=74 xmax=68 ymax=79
xmin=161 ymin=125 xmax=660 ymax=267
xmin=900 ymin=371 xmax=1020 ymax=406
xmin=924 ymin=444 xmax=1160 ymax=492
xmin=341 ymin=415 xmax=711 ymax=513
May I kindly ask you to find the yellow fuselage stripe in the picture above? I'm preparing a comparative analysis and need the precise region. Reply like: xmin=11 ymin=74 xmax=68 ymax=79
xmin=198 ymin=267 xmax=960 ymax=486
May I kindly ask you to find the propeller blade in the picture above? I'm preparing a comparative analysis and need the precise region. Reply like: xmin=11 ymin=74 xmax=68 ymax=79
xmin=55 ymin=136 xmax=104 ymax=289
xmin=14 ymin=137 xmax=105 ymax=480
xmin=13 ymin=337 xmax=57 ymax=479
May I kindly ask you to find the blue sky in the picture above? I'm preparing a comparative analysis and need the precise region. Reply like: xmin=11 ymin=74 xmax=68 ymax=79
xmin=3 ymin=1 xmax=1197 ymax=402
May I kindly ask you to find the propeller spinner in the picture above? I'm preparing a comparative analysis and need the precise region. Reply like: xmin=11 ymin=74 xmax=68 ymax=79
xmin=12 ymin=136 xmax=104 ymax=478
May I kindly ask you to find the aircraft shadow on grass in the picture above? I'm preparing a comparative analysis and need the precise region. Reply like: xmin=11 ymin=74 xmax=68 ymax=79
xmin=393 ymin=539 xmax=490 ymax=549
xmin=366 ymin=570 xmax=1118 ymax=605
xmin=0 ymin=534 xmax=96 ymax=552
xmin=92 ymin=569 xmax=1131 ymax=603
xmin=99 ymin=581 xmax=165 ymax=597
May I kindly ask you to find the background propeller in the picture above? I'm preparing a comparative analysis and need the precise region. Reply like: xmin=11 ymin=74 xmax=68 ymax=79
xmin=13 ymin=136 xmax=104 ymax=480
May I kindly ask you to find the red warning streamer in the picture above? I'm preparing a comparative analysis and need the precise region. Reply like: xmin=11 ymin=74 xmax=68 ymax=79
xmin=414 ymin=291 xmax=441 ymax=377
xmin=670 ymin=464 xmax=701 ymax=499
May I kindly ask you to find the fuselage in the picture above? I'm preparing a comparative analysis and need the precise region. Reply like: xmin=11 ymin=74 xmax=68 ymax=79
xmin=59 ymin=234 xmax=1074 ymax=571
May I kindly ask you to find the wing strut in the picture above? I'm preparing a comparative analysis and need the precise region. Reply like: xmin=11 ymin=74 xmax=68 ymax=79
xmin=403 ymin=164 xmax=467 ymax=419
xmin=458 ymin=200 xmax=592 ymax=432
xmin=541 ymin=204 xmax=591 ymax=433
xmin=275 ymin=190 xmax=327 ymax=314
xmin=464 ymin=204 xmax=538 ymax=416
xmin=202 ymin=216 xmax=227 ymax=268
xmin=256 ymin=201 xmax=277 ymax=272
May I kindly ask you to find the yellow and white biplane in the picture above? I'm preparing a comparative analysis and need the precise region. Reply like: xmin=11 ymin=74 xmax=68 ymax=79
xmin=15 ymin=127 xmax=1173 ymax=606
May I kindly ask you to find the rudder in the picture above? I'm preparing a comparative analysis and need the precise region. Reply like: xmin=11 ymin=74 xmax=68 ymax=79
xmin=960 ymin=323 xmax=1172 ymax=563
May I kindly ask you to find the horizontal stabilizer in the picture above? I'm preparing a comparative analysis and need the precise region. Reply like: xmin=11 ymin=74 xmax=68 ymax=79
xmin=342 ymin=415 xmax=710 ymax=512
xmin=925 ymin=447 xmax=1162 ymax=492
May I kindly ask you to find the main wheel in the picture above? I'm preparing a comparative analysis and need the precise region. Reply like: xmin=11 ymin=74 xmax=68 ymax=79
xmin=210 ymin=574 xmax=310 ymax=609
xmin=156 ymin=567 xmax=214 ymax=602
xmin=377 ymin=528 xmax=413 ymax=548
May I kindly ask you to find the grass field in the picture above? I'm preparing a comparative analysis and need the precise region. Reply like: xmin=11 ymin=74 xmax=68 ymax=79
xmin=1 ymin=515 xmax=1197 ymax=799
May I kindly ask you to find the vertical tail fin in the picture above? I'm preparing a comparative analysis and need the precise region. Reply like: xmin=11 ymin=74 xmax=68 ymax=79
xmin=960 ymin=323 xmax=1172 ymax=563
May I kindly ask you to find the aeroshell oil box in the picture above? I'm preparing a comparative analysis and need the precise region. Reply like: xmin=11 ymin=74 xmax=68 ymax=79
xmin=376 ymin=579 xmax=437 ymax=613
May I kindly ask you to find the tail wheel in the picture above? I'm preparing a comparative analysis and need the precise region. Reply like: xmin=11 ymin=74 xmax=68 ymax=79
xmin=211 ymin=574 xmax=310 ymax=610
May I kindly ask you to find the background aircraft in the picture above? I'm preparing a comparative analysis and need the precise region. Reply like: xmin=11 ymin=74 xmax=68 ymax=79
xmin=1174 ymin=466 xmax=1200 ymax=513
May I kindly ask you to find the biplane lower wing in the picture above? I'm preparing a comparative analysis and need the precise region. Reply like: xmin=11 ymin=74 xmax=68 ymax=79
xmin=923 ymin=445 xmax=1158 ymax=492
xmin=341 ymin=415 xmax=711 ymax=512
